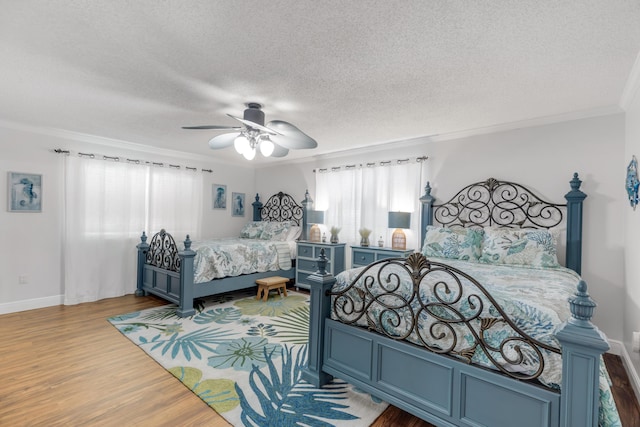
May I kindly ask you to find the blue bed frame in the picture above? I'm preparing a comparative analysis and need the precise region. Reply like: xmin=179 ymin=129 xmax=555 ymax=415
xmin=302 ymin=173 xmax=610 ymax=427
xmin=135 ymin=192 xmax=304 ymax=317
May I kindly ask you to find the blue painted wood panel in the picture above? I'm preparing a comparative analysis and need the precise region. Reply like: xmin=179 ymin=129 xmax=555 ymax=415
xmin=321 ymin=318 xmax=561 ymax=427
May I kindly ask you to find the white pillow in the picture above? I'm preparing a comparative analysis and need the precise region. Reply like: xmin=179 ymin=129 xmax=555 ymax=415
xmin=285 ymin=225 xmax=302 ymax=241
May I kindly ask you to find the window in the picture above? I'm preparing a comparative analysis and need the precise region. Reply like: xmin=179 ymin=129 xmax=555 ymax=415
xmin=62 ymin=155 xmax=203 ymax=304
xmin=315 ymin=161 xmax=424 ymax=250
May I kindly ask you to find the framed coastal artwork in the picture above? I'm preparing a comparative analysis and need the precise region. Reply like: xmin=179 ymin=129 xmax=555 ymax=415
xmin=213 ymin=184 xmax=227 ymax=209
xmin=8 ymin=172 xmax=42 ymax=212
xmin=232 ymin=192 xmax=245 ymax=217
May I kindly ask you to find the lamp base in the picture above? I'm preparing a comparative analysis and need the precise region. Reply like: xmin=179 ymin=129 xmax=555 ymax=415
xmin=391 ymin=228 xmax=406 ymax=250
xmin=310 ymin=224 xmax=321 ymax=242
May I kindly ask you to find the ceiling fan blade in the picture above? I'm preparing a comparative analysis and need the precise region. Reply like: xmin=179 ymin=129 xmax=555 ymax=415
xmin=182 ymin=125 xmax=242 ymax=130
xmin=270 ymin=142 xmax=289 ymax=158
xmin=208 ymin=132 xmax=239 ymax=149
xmin=227 ymin=114 xmax=282 ymax=135
xmin=267 ymin=120 xmax=318 ymax=149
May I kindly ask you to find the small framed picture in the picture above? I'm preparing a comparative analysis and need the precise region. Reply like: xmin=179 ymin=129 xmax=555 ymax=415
xmin=213 ymin=184 xmax=227 ymax=209
xmin=232 ymin=192 xmax=245 ymax=217
xmin=8 ymin=172 xmax=42 ymax=212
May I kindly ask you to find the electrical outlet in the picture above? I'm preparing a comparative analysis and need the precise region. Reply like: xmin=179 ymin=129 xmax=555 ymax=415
xmin=633 ymin=331 xmax=640 ymax=353
xmin=18 ymin=275 xmax=28 ymax=285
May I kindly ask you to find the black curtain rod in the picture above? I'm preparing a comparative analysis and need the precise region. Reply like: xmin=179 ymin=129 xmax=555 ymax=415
xmin=53 ymin=148 xmax=213 ymax=173
xmin=314 ymin=155 xmax=427 ymax=173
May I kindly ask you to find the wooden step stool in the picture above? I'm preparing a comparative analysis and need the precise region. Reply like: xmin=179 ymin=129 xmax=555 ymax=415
xmin=255 ymin=276 xmax=289 ymax=301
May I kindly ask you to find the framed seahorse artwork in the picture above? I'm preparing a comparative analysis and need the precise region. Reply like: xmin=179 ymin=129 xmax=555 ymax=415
xmin=626 ymin=155 xmax=639 ymax=211
xmin=8 ymin=172 xmax=42 ymax=212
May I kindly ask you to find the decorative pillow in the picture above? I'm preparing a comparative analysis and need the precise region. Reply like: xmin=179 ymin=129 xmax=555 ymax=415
xmin=422 ymin=226 xmax=484 ymax=261
xmin=259 ymin=221 xmax=292 ymax=241
xmin=239 ymin=221 xmax=263 ymax=239
xmin=285 ymin=225 xmax=302 ymax=241
xmin=479 ymin=227 xmax=560 ymax=268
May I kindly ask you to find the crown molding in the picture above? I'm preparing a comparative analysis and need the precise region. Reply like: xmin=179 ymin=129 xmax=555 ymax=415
xmin=0 ymin=119 xmax=221 ymax=164
xmin=282 ymin=105 xmax=623 ymax=166
xmin=621 ymin=50 xmax=640 ymax=110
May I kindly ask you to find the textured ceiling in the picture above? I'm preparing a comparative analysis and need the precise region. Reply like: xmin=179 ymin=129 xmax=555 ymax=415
xmin=1 ymin=1 xmax=640 ymax=165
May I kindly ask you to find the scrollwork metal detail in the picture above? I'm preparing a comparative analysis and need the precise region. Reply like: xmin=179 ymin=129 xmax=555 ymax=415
xmin=259 ymin=192 xmax=304 ymax=225
xmin=329 ymin=253 xmax=561 ymax=383
xmin=433 ymin=178 xmax=565 ymax=229
xmin=146 ymin=229 xmax=181 ymax=272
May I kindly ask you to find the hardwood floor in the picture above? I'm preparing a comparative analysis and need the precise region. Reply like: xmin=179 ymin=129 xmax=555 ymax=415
xmin=0 ymin=294 xmax=638 ymax=426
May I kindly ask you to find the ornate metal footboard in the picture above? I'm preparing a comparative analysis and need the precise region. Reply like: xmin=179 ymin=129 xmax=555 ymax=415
xmin=304 ymin=249 xmax=609 ymax=427
xmin=329 ymin=253 xmax=560 ymax=383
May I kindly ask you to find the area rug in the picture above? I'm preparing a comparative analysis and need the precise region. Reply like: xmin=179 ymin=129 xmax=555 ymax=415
xmin=108 ymin=290 xmax=389 ymax=426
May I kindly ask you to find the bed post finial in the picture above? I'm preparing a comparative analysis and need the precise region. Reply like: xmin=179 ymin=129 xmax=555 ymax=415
xmin=420 ymin=181 xmax=436 ymax=246
xmin=556 ymin=279 xmax=609 ymax=427
xmin=568 ymin=280 xmax=596 ymax=326
xmin=565 ymin=172 xmax=587 ymax=275
xmin=316 ymin=249 xmax=328 ymax=275
xmin=570 ymin=172 xmax=582 ymax=191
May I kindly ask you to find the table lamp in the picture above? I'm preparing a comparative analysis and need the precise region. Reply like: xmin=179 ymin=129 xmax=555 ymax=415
xmin=307 ymin=210 xmax=325 ymax=242
xmin=388 ymin=211 xmax=411 ymax=250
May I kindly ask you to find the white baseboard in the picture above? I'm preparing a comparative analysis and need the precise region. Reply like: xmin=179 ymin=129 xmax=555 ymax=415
xmin=609 ymin=339 xmax=640 ymax=402
xmin=0 ymin=294 xmax=64 ymax=315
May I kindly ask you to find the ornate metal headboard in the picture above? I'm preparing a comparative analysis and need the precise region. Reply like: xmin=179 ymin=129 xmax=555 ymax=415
xmin=420 ymin=173 xmax=587 ymax=274
xmin=428 ymin=178 xmax=565 ymax=229
xmin=252 ymin=191 xmax=304 ymax=225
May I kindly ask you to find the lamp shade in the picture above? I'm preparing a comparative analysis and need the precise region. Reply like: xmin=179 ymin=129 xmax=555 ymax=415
xmin=388 ymin=212 xmax=411 ymax=229
xmin=307 ymin=209 xmax=325 ymax=224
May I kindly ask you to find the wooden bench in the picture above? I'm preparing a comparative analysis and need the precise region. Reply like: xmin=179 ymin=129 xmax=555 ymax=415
xmin=255 ymin=276 xmax=289 ymax=301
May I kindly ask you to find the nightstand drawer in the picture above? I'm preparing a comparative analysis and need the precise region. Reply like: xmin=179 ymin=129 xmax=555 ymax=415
xmin=375 ymin=251 xmax=400 ymax=260
xmin=314 ymin=246 xmax=332 ymax=259
xmin=297 ymin=244 xmax=314 ymax=258
xmin=297 ymin=258 xmax=331 ymax=273
xmin=352 ymin=250 xmax=375 ymax=266
xmin=297 ymin=244 xmax=333 ymax=259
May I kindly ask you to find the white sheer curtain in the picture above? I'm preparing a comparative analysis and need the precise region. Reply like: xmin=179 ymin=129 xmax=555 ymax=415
xmin=316 ymin=161 xmax=424 ymax=252
xmin=147 ymin=166 xmax=203 ymax=238
xmin=62 ymin=155 xmax=203 ymax=305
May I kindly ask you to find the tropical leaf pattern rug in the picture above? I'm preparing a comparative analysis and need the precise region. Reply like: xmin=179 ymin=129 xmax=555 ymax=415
xmin=108 ymin=290 xmax=388 ymax=426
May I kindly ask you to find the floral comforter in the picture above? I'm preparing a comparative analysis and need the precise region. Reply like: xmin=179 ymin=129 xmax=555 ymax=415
xmin=188 ymin=238 xmax=292 ymax=283
xmin=331 ymin=258 xmax=621 ymax=426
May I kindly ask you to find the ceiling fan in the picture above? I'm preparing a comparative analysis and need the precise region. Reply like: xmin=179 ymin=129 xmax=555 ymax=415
xmin=182 ymin=103 xmax=318 ymax=160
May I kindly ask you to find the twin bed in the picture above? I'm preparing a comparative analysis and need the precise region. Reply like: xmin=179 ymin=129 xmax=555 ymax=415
xmin=136 ymin=174 xmax=619 ymax=426
xmin=135 ymin=191 xmax=306 ymax=316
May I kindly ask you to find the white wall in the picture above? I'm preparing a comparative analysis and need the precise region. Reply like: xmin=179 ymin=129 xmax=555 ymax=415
xmin=257 ymin=114 xmax=627 ymax=340
xmin=0 ymin=124 xmax=255 ymax=312
xmin=624 ymin=84 xmax=640 ymax=372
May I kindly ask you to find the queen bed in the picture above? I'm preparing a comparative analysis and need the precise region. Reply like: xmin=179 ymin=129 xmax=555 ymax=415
xmin=135 ymin=191 xmax=306 ymax=317
xmin=302 ymin=174 xmax=619 ymax=427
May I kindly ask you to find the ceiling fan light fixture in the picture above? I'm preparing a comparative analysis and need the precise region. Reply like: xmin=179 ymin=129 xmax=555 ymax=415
xmin=259 ymin=139 xmax=274 ymax=157
xmin=234 ymin=135 xmax=250 ymax=154
xmin=184 ymin=103 xmax=317 ymax=161
xmin=243 ymin=146 xmax=256 ymax=160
